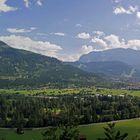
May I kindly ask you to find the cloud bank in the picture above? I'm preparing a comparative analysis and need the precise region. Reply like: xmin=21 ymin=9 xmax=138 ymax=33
xmin=0 ymin=0 xmax=17 ymax=12
xmin=7 ymin=27 xmax=36 ymax=33
xmin=77 ymin=32 xmax=91 ymax=40
xmin=0 ymin=35 xmax=62 ymax=58
xmin=24 ymin=0 xmax=43 ymax=7
xmin=113 ymin=6 xmax=138 ymax=15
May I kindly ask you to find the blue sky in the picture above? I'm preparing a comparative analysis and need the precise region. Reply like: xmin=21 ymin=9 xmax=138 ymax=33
xmin=0 ymin=0 xmax=140 ymax=61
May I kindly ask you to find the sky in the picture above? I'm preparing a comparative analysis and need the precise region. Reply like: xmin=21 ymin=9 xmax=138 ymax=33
xmin=0 ymin=0 xmax=140 ymax=61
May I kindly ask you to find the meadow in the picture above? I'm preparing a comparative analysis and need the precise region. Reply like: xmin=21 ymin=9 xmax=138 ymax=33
xmin=80 ymin=119 xmax=140 ymax=140
xmin=0 ymin=87 xmax=140 ymax=97
xmin=0 ymin=119 xmax=139 ymax=140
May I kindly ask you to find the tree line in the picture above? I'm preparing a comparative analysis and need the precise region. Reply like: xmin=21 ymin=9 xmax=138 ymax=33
xmin=0 ymin=93 xmax=139 ymax=128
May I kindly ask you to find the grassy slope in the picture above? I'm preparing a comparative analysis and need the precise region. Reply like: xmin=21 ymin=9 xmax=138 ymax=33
xmin=80 ymin=119 xmax=140 ymax=140
xmin=0 ymin=119 xmax=139 ymax=140
xmin=0 ymin=88 xmax=140 ymax=97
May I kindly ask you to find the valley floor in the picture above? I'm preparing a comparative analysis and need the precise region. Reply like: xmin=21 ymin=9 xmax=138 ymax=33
xmin=0 ymin=88 xmax=140 ymax=139
xmin=1 ymin=87 xmax=140 ymax=97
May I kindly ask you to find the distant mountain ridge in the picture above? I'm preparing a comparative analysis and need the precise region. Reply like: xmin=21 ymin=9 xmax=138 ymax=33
xmin=68 ymin=61 xmax=134 ymax=76
xmin=0 ymin=41 xmax=100 ymax=88
xmin=79 ymin=48 xmax=140 ymax=69
xmin=1 ymin=41 xmax=140 ymax=88
xmin=68 ymin=48 xmax=140 ymax=81
xmin=68 ymin=61 xmax=140 ymax=81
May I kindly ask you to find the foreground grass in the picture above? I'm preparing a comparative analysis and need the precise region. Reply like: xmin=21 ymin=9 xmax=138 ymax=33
xmin=80 ymin=119 xmax=140 ymax=140
xmin=0 ymin=119 xmax=139 ymax=140
xmin=0 ymin=88 xmax=140 ymax=97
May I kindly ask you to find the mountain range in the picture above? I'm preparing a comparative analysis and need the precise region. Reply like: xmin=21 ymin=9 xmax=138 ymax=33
xmin=79 ymin=48 xmax=140 ymax=69
xmin=1 ymin=40 xmax=140 ymax=88
xmin=0 ymin=41 xmax=99 ymax=88
xmin=69 ymin=48 xmax=140 ymax=81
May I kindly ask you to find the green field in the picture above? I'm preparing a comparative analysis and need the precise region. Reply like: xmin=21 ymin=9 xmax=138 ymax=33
xmin=0 ymin=119 xmax=139 ymax=140
xmin=80 ymin=119 xmax=140 ymax=140
xmin=0 ymin=88 xmax=140 ymax=97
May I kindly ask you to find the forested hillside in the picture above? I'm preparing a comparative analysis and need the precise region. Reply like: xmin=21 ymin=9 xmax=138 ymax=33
xmin=0 ymin=41 xmax=100 ymax=88
xmin=68 ymin=48 xmax=140 ymax=81
xmin=68 ymin=61 xmax=140 ymax=80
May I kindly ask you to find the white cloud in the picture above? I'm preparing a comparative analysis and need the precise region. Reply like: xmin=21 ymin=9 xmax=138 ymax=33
xmin=24 ymin=0 xmax=30 ymax=8
xmin=2 ymin=33 xmax=140 ymax=62
xmin=91 ymin=37 xmax=107 ymax=49
xmin=53 ymin=32 xmax=65 ymax=37
xmin=113 ymin=5 xmax=140 ymax=23
xmin=58 ymin=54 xmax=80 ymax=62
xmin=0 ymin=0 xmax=17 ymax=12
xmin=90 ymin=33 xmax=140 ymax=51
xmin=112 ymin=0 xmax=122 ymax=3
xmin=30 ymin=27 xmax=37 ymax=30
xmin=0 ymin=0 xmax=43 ymax=11
xmin=0 ymin=35 xmax=62 ymax=58
xmin=7 ymin=27 xmax=36 ymax=33
xmin=36 ymin=32 xmax=48 ymax=36
xmin=75 ymin=24 xmax=82 ymax=27
xmin=136 ymin=12 xmax=140 ymax=20
xmin=36 ymin=0 xmax=43 ymax=6
xmin=60 ymin=32 xmax=140 ymax=61
xmin=24 ymin=0 xmax=43 ymax=7
xmin=127 ymin=40 xmax=140 ymax=50
xmin=114 ymin=7 xmax=131 ymax=15
xmin=93 ymin=31 xmax=105 ymax=37
xmin=80 ymin=45 xmax=94 ymax=54
xmin=113 ymin=6 xmax=138 ymax=15
xmin=58 ymin=45 xmax=94 ymax=62
xmin=104 ymin=34 xmax=125 ymax=49
xmin=58 ymin=32 xmax=140 ymax=61
xmin=129 ymin=6 xmax=138 ymax=13
xmin=77 ymin=32 xmax=91 ymax=40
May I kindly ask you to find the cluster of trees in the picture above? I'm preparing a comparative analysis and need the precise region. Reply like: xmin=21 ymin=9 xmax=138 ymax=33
xmin=0 ymin=93 xmax=139 ymax=128
xmin=42 ymin=122 xmax=79 ymax=140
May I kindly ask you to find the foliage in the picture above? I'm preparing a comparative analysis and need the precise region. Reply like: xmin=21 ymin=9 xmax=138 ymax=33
xmin=98 ymin=123 xmax=128 ymax=140
xmin=16 ymin=127 xmax=24 ymax=135
xmin=0 ymin=93 xmax=139 ymax=128
xmin=42 ymin=127 xmax=59 ymax=140
xmin=42 ymin=123 xmax=79 ymax=140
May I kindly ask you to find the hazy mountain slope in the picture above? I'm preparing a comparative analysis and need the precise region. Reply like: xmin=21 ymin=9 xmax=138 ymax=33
xmin=68 ymin=61 xmax=138 ymax=78
xmin=0 ymin=41 xmax=99 ymax=88
xmin=79 ymin=48 xmax=140 ymax=69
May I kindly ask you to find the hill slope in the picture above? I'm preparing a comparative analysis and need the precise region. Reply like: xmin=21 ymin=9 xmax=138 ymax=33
xmin=0 ymin=41 xmax=99 ymax=88
xmin=68 ymin=61 xmax=136 ymax=77
xmin=74 ymin=48 xmax=140 ymax=81
xmin=79 ymin=48 xmax=140 ymax=69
